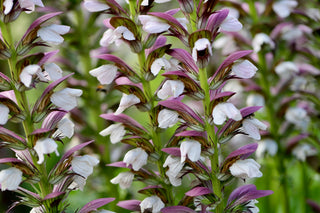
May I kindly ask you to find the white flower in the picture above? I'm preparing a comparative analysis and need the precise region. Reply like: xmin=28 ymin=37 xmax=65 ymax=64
xmin=157 ymin=80 xmax=184 ymax=100
xmin=71 ymin=155 xmax=100 ymax=178
xmin=123 ymin=147 xmax=148 ymax=171
xmin=83 ymin=0 xmax=110 ymax=12
xmin=3 ymin=0 xmax=13 ymax=15
xmin=212 ymin=102 xmax=242 ymax=125
xmin=115 ymin=93 xmax=140 ymax=115
xmin=0 ymin=104 xmax=10 ymax=125
xmin=99 ymin=123 xmax=126 ymax=144
xmin=256 ymin=139 xmax=278 ymax=158
xmin=275 ymin=61 xmax=298 ymax=79
xmin=50 ymin=88 xmax=83 ymax=111
xmin=20 ymin=64 xmax=42 ymax=87
xmin=232 ymin=60 xmax=258 ymax=79
xmin=292 ymin=144 xmax=317 ymax=161
xmin=242 ymin=118 xmax=267 ymax=140
xmin=52 ymin=117 xmax=75 ymax=139
xmin=18 ymin=0 xmax=44 ymax=13
xmin=34 ymin=138 xmax=59 ymax=164
xmin=285 ymin=107 xmax=310 ymax=130
xmin=158 ymin=109 xmax=179 ymax=128
xmin=246 ymin=199 xmax=260 ymax=213
xmin=213 ymin=35 xmax=237 ymax=55
xmin=220 ymin=14 xmax=243 ymax=32
xmin=180 ymin=140 xmax=201 ymax=163
xmin=44 ymin=63 xmax=63 ymax=81
xmin=68 ymin=176 xmax=86 ymax=191
xmin=151 ymin=57 xmax=171 ymax=76
xmin=163 ymin=155 xmax=184 ymax=186
xmin=307 ymin=8 xmax=320 ymax=21
xmin=89 ymin=65 xmax=118 ymax=85
xmin=140 ymin=196 xmax=165 ymax=213
xmin=97 ymin=210 xmax=116 ymax=213
xmin=30 ymin=206 xmax=45 ymax=213
xmin=110 ymin=172 xmax=134 ymax=189
xmin=0 ymin=167 xmax=23 ymax=191
xmin=100 ymin=26 xmax=135 ymax=47
xmin=281 ymin=27 xmax=303 ymax=41
xmin=192 ymin=38 xmax=212 ymax=62
xmin=252 ymin=33 xmax=275 ymax=53
xmin=272 ymin=0 xmax=298 ymax=18
xmin=229 ymin=159 xmax=262 ymax=179
xmin=138 ymin=15 xmax=170 ymax=34
xmin=37 ymin=24 xmax=70 ymax=45
xmin=246 ymin=94 xmax=265 ymax=108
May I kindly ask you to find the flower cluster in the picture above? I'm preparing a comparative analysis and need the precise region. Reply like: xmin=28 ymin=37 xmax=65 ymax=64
xmin=84 ymin=0 xmax=273 ymax=212
xmin=0 ymin=3 xmax=113 ymax=212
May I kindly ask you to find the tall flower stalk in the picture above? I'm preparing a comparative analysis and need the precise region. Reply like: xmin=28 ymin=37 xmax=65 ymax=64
xmin=0 ymin=2 xmax=114 ymax=212
xmin=86 ymin=0 xmax=272 ymax=212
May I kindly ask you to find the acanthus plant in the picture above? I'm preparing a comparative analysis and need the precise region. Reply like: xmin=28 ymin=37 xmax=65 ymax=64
xmin=85 ymin=0 xmax=272 ymax=212
xmin=0 ymin=2 xmax=114 ymax=212
xmin=212 ymin=0 xmax=320 ymax=212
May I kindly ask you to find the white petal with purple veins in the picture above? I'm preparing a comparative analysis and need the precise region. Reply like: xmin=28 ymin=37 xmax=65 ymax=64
xmin=220 ymin=15 xmax=243 ymax=32
xmin=115 ymin=93 xmax=140 ymax=115
xmin=89 ymin=65 xmax=118 ymax=85
xmin=232 ymin=60 xmax=258 ymax=79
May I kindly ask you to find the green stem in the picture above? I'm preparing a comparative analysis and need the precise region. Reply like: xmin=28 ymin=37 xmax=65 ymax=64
xmin=199 ymin=68 xmax=223 ymax=212
xmin=247 ymin=0 xmax=259 ymax=24
xmin=3 ymin=19 xmax=53 ymax=211
xmin=300 ymin=162 xmax=308 ymax=213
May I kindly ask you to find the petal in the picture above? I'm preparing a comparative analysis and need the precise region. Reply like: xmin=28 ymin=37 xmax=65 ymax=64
xmin=232 ymin=60 xmax=258 ymax=79
xmin=89 ymin=65 xmax=118 ymax=85
xmin=3 ymin=0 xmax=13 ymax=15
xmin=115 ymin=94 xmax=140 ymax=115
xmin=220 ymin=15 xmax=243 ymax=32
xmin=44 ymin=63 xmax=63 ymax=81
xmin=83 ymin=0 xmax=110 ymax=12
xmin=46 ymin=24 xmax=70 ymax=35
xmin=20 ymin=64 xmax=41 ymax=87
xmin=272 ymin=0 xmax=297 ymax=18
xmin=56 ymin=117 xmax=74 ymax=138
xmin=158 ymin=109 xmax=179 ymax=128
xmin=34 ymin=138 xmax=59 ymax=164
xmin=0 ymin=104 xmax=10 ymax=125
xmin=37 ymin=28 xmax=64 ymax=45
xmin=50 ymin=88 xmax=82 ymax=111
xmin=138 ymin=15 xmax=170 ymax=34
